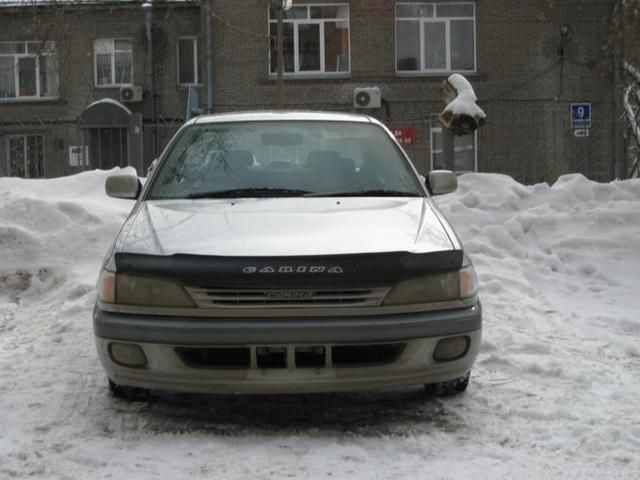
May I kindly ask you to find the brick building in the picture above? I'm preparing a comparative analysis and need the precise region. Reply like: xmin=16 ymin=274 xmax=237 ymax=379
xmin=0 ymin=0 xmax=618 ymax=183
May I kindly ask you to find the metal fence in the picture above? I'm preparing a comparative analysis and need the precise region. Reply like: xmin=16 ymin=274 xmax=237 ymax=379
xmin=140 ymin=120 xmax=183 ymax=172
xmin=0 ymin=112 xmax=621 ymax=183
xmin=389 ymin=112 xmax=615 ymax=184
xmin=0 ymin=118 xmax=184 ymax=178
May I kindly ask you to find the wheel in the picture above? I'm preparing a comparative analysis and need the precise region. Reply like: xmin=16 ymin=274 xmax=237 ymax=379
xmin=108 ymin=378 xmax=150 ymax=401
xmin=425 ymin=372 xmax=470 ymax=397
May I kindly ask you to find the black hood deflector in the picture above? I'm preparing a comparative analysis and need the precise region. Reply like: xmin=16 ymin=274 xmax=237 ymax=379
xmin=114 ymin=250 xmax=463 ymax=288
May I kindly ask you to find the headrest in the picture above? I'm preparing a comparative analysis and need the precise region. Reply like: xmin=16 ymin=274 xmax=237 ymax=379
xmin=225 ymin=150 xmax=254 ymax=169
xmin=307 ymin=150 xmax=354 ymax=172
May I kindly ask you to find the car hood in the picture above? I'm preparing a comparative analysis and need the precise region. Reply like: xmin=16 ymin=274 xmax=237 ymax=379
xmin=117 ymin=197 xmax=455 ymax=257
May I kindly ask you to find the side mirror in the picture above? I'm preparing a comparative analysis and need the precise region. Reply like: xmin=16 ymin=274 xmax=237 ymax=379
xmin=105 ymin=175 xmax=141 ymax=199
xmin=427 ymin=170 xmax=457 ymax=195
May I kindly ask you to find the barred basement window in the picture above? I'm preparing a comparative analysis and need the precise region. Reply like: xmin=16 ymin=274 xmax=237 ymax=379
xmin=396 ymin=2 xmax=476 ymax=73
xmin=268 ymin=3 xmax=350 ymax=75
xmin=177 ymin=37 xmax=200 ymax=85
xmin=0 ymin=41 xmax=58 ymax=100
xmin=7 ymin=135 xmax=45 ymax=178
xmin=94 ymin=39 xmax=133 ymax=87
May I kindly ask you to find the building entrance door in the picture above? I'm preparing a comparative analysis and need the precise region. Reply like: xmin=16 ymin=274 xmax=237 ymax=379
xmin=88 ymin=127 xmax=128 ymax=169
xmin=79 ymin=99 xmax=132 ymax=171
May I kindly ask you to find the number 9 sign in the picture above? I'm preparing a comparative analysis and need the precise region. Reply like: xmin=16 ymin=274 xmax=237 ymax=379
xmin=571 ymin=103 xmax=591 ymax=129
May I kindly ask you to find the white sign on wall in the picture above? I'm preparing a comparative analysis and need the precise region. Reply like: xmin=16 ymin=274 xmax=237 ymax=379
xmin=69 ymin=146 xmax=89 ymax=167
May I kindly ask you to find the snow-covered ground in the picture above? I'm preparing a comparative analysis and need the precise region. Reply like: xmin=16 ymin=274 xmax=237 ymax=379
xmin=0 ymin=169 xmax=639 ymax=479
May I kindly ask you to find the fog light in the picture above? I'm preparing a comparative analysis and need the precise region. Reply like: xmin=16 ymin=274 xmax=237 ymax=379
xmin=109 ymin=342 xmax=147 ymax=368
xmin=433 ymin=336 xmax=470 ymax=362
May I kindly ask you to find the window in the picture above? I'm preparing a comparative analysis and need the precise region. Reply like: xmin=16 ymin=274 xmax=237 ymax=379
xmin=268 ymin=4 xmax=350 ymax=75
xmin=147 ymin=121 xmax=423 ymax=200
xmin=177 ymin=37 xmax=200 ymax=85
xmin=7 ymin=135 xmax=45 ymax=178
xmin=396 ymin=2 xmax=475 ymax=73
xmin=431 ymin=126 xmax=477 ymax=172
xmin=0 ymin=41 xmax=58 ymax=100
xmin=94 ymin=39 xmax=133 ymax=86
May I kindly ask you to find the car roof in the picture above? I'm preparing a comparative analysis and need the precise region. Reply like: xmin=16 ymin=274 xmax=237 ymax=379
xmin=189 ymin=110 xmax=376 ymax=126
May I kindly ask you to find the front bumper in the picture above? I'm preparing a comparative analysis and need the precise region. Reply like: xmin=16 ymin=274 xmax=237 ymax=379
xmin=93 ymin=302 xmax=482 ymax=394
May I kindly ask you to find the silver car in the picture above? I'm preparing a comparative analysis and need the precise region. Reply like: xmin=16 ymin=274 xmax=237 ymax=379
xmin=94 ymin=111 xmax=481 ymax=398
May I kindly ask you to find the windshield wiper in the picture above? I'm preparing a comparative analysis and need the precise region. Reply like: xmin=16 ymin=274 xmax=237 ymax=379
xmin=186 ymin=187 xmax=311 ymax=199
xmin=305 ymin=189 xmax=421 ymax=198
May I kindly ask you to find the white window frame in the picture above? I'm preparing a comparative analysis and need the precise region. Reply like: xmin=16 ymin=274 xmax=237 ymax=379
xmin=0 ymin=41 xmax=58 ymax=101
xmin=5 ymin=134 xmax=46 ymax=178
xmin=395 ymin=2 xmax=476 ymax=74
xmin=93 ymin=38 xmax=133 ymax=87
xmin=177 ymin=36 xmax=200 ymax=86
xmin=430 ymin=125 xmax=477 ymax=173
xmin=268 ymin=3 xmax=351 ymax=77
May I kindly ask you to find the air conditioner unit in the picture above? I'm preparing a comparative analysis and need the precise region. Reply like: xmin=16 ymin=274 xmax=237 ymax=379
xmin=353 ymin=87 xmax=381 ymax=109
xmin=120 ymin=85 xmax=143 ymax=103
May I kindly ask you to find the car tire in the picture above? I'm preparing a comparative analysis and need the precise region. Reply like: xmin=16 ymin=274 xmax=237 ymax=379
xmin=425 ymin=372 xmax=470 ymax=397
xmin=108 ymin=378 xmax=150 ymax=401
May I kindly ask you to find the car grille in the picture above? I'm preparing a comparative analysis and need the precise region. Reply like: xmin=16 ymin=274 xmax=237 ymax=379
xmin=185 ymin=287 xmax=390 ymax=308
xmin=175 ymin=343 xmax=405 ymax=369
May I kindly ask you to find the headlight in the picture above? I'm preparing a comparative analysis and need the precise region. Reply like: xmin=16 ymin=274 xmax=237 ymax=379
xmin=116 ymin=274 xmax=195 ymax=307
xmin=96 ymin=270 xmax=195 ymax=308
xmin=383 ymin=264 xmax=477 ymax=306
xmin=459 ymin=264 xmax=478 ymax=298
xmin=97 ymin=270 xmax=116 ymax=303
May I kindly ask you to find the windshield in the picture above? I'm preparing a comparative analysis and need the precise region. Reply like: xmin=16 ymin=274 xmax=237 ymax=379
xmin=146 ymin=121 xmax=424 ymax=200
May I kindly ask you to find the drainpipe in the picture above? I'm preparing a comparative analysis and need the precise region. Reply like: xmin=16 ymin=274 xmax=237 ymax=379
xmin=612 ymin=0 xmax=623 ymax=180
xmin=142 ymin=1 xmax=158 ymax=158
xmin=206 ymin=0 xmax=214 ymax=113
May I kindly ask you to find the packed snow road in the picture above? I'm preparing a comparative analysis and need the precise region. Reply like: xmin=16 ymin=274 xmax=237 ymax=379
xmin=0 ymin=170 xmax=638 ymax=479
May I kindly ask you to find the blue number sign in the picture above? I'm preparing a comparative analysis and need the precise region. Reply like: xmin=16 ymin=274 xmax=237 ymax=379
xmin=571 ymin=103 xmax=591 ymax=129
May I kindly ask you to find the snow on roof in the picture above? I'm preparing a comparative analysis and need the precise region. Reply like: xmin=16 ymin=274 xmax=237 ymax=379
xmin=191 ymin=110 xmax=375 ymax=126
xmin=442 ymin=73 xmax=487 ymax=120
xmin=85 ymin=97 xmax=132 ymax=115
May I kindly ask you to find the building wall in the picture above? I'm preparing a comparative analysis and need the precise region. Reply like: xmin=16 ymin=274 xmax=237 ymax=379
xmin=0 ymin=0 xmax=616 ymax=183
xmin=210 ymin=0 xmax=615 ymax=183
xmin=475 ymin=0 xmax=615 ymax=182
xmin=0 ymin=2 xmax=201 ymax=176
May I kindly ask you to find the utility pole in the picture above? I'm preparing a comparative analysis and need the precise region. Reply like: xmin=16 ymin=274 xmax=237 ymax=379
xmin=439 ymin=74 xmax=486 ymax=172
xmin=206 ymin=0 xmax=214 ymax=114
xmin=274 ymin=0 xmax=291 ymax=109
xmin=276 ymin=5 xmax=284 ymax=108
xmin=442 ymin=128 xmax=455 ymax=171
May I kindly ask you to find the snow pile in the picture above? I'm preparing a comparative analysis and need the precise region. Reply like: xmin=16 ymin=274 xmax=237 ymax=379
xmin=436 ymin=173 xmax=640 ymax=474
xmin=0 ymin=169 xmax=639 ymax=479
xmin=0 ymin=168 xmax=134 ymax=300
